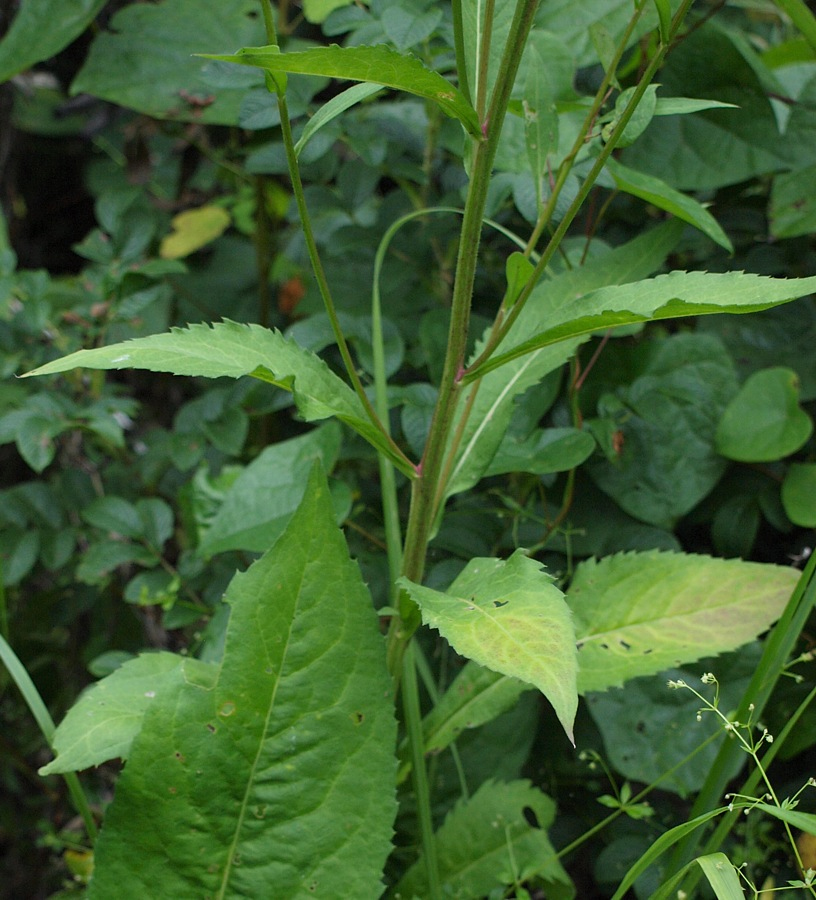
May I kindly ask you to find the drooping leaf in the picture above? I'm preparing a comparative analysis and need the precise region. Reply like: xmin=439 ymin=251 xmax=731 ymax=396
xmin=484 ymin=426 xmax=595 ymax=477
xmin=782 ymin=463 xmax=816 ymax=527
xmin=86 ymin=466 xmax=397 ymax=898
xmin=445 ymin=220 xmax=683 ymax=500
xmin=397 ymin=662 xmax=529 ymax=783
xmin=23 ymin=321 xmax=412 ymax=475
xmin=70 ymin=0 xmax=265 ymax=125
xmin=694 ymin=853 xmax=745 ymax=900
xmin=716 ymin=367 xmax=814 ymax=462
xmin=198 ymin=422 xmax=342 ymax=556
xmin=567 ymin=551 xmax=799 ymax=693
xmin=40 ymin=653 xmax=216 ymax=776
xmin=393 ymin=780 xmax=571 ymax=900
xmin=294 ymin=82 xmax=382 ymax=157
xmin=399 ymin=551 xmax=578 ymax=742
xmin=0 ymin=0 xmax=107 ymax=84
xmin=203 ymin=43 xmax=482 ymax=136
xmin=606 ymin=158 xmax=732 ymax=251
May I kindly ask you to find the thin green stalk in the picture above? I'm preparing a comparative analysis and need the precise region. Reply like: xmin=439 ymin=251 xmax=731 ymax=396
xmin=402 ymin=642 xmax=442 ymax=900
xmin=465 ymin=0 xmax=697 ymax=382
xmin=1 ymin=633 xmax=98 ymax=844
xmin=774 ymin=0 xmax=816 ymax=53
xmin=475 ymin=0 xmax=497 ymax=122
xmin=667 ymin=552 xmax=816 ymax=885
xmin=253 ymin=176 xmax=273 ymax=328
xmin=392 ymin=0 xmax=543 ymax=663
xmin=451 ymin=0 xmax=472 ymax=106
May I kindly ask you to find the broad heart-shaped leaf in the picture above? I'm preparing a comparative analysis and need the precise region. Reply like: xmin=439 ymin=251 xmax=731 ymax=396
xmin=86 ymin=465 xmax=397 ymax=899
xmin=567 ymin=551 xmax=799 ymax=693
xmin=70 ymin=0 xmax=265 ymax=125
xmin=0 ymin=0 xmax=107 ymax=84
xmin=782 ymin=463 xmax=816 ymax=528
xmin=716 ymin=367 xmax=814 ymax=462
xmin=605 ymin=158 xmax=733 ymax=251
xmin=198 ymin=422 xmax=342 ymax=556
xmin=393 ymin=780 xmax=571 ymax=900
xmin=444 ymin=220 xmax=683 ymax=502
xmin=398 ymin=551 xmax=578 ymax=743
xmin=204 ymin=43 xmax=481 ymax=137
xmin=40 ymin=653 xmax=216 ymax=776
xmin=24 ymin=320 xmax=412 ymax=475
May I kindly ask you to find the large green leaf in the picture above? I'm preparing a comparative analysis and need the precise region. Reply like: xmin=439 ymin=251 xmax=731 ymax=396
xmin=198 ymin=422 xmax=342 ymax=556
xmin=70 ymin=0 xmax=265 ymax=125
xmin=716 ymin=367 xmax=814 ymax=462
xmin=484 ymin=426 xmax=595 ymax=477
xmin=482 ymin=270 xmax=816 ymax=374
xmin=23 ymin=320 xmax=412 ymax=475
xmin=588 ymin=333 xmax=737 ymax=528
xmin=445 ymin=221 xmax=682 ymax=500
xmin=0 ymin=0 xmax=107 ymax=84
xmin=40 ymin=653 xmax=216 ymax=776
xmin=205 ymin=43 xmax=481 ymax=136
xmin=399 ymin=551 xmax=578 ymax=742
xmin=393 ymin=780 xmax=571 ymax=900
xmin=567 ymin=551 xmax=799 ymax=693
xmin=86 ymin=466 xmax=397 ymax=898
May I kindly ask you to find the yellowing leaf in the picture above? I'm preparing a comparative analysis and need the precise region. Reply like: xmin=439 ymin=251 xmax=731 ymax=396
xmin=160 ymin=205 xmax=230 ymax=259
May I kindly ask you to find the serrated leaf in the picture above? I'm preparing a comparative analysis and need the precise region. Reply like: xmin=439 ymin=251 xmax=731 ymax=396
xmin=446 ymin=221 xmax=683 ymax=500
xmin=86 ymin=465 xmax=397 ymax=898
xmin=23 ymin=320 xmax=412 ymax=475
xmin=40 ymin=653 xmax=216 ymax=775
xmin=782 ymin=463 xmax=816 ymax=527
xmin=482 ymin=270 xmax=816 ymax=374
xmin=0 ymin=0 xmax=107 ymax=84
xmin=716 ymin=367 xmax=813 ymax=462
xmin=160 ymin=206 xmax=231 ymax=259
xmin=567 ymin=551 xmax=799 ymax=693
xmin=204 ymin=43 xmax=481 ymax=137
xmin=198 ymin=422 xmax=342 ymax=556
xmin=399 ymin=551 xmax=577 ymax=742
xmin=394 ymin=780 xmax=570 ymax=900
xmin=606 ymin=158 xmax=732 ymax=251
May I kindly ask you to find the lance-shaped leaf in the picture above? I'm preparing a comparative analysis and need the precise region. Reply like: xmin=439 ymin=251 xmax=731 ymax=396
xmin=398 ymin=551 xmax=577 ymax=743
xmin=86 ymin=465 xmax=397 ymax=898
xmin=203 ymin=43 xmax=481 ymax=137
xmin=24 ymin=320 xmax=412 ymax=475
xmin=567 ymin=551 xmax=799 ymax=694
xmin=445 ymin=220 xmax=683 ymax=500
xmin=478 ymin=269 xmax=816 ymax=375
xmin=393 ymin=780 xmax=571 ymax=899
xmin=40 ymin=653 xmax=216 ymax=776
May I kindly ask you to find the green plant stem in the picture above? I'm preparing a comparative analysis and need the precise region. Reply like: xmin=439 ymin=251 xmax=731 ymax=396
xmin=475 ymin=0 xmax=496 ymax=122
xmin=0 ymin=633 xmax=98 ymax=844
xmin=275 ymin=91 xmax=413 ymax=475
xmin=451 ymin=0 xmax=472 ymax=106
xmin=253 ymin=176 xmax=273 ymax=328
xmin=464 ymin=0 xmax=696 ymax=382
xmin=401 ymin=641 xmax=442 ymax=900
xmin=774 ymin=0 xmax=816 ymax=53
xmin=390 ymin=0 xmax=542 ymax=669
xmin=668 ymin=552 xmax=816 ymax=889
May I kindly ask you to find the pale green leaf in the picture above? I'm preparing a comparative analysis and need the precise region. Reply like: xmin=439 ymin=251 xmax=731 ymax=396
xmin=446 ymin=220 xmax=683 ymax=500
xmin=0 ymin=0 xmax=107 ymax=84
xmin=86 ymin=466 xmax=397 ymax=898
xmin=159 ymin=206 xmax=231 ymax=259
xmin=483 ymin=270 xmax=816 ymax=374
xmin=23 ymin=321 xmax=411 ymax=475
xmin=754 ymin=802 xmax=816 ymax=836
xmin=399 ymin=551 xmax=578 ymax=742
xmin=302 ymin=0 xmax=355 ymax=24
xmin=393 ymin=781 xmax=571 ymax=900
xmin=294 ymin=82 xmax=382 ymax=157
xmin=204 ymin=43 xmax=481 ymax=136
xmin=39 ymin=653 xmax=216 ymax=776
xmin=716 ymin=367 xmax=814 ymax=462
xmin=696 ymin=853 xmax=745 ymax=899
xmin=198 ymin=422 xmax=342 ymax=556
xmin=568 ymin=551 xmax=799 ymax=693
xmin=782 ymin=463 xmax=816 ymax=527
xmin=654 ymin=97 xmax=739 ymax=116
xmin=606 ymin=157 xmax=732 ymax=251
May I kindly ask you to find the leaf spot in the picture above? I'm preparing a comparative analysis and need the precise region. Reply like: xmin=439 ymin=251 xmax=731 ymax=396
xmin=206 ymin=723 xmax=216 ymax=733
xmin=522 ymin=806 xmax=541 ymax=829
xmin=351 ymin=711 xmax=364 ymax=725
xmin=144 ymin=691 xmax=156 ymax=698
xmin=619 ymin=640 xmax=631 ymax=650
xmin=218 ymin=701 xmax=236 ymax=717
xmin=493 ymin=600 xmax=509 ymax=608
xmin=111 ymin=354 xmax=131 ymax=363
